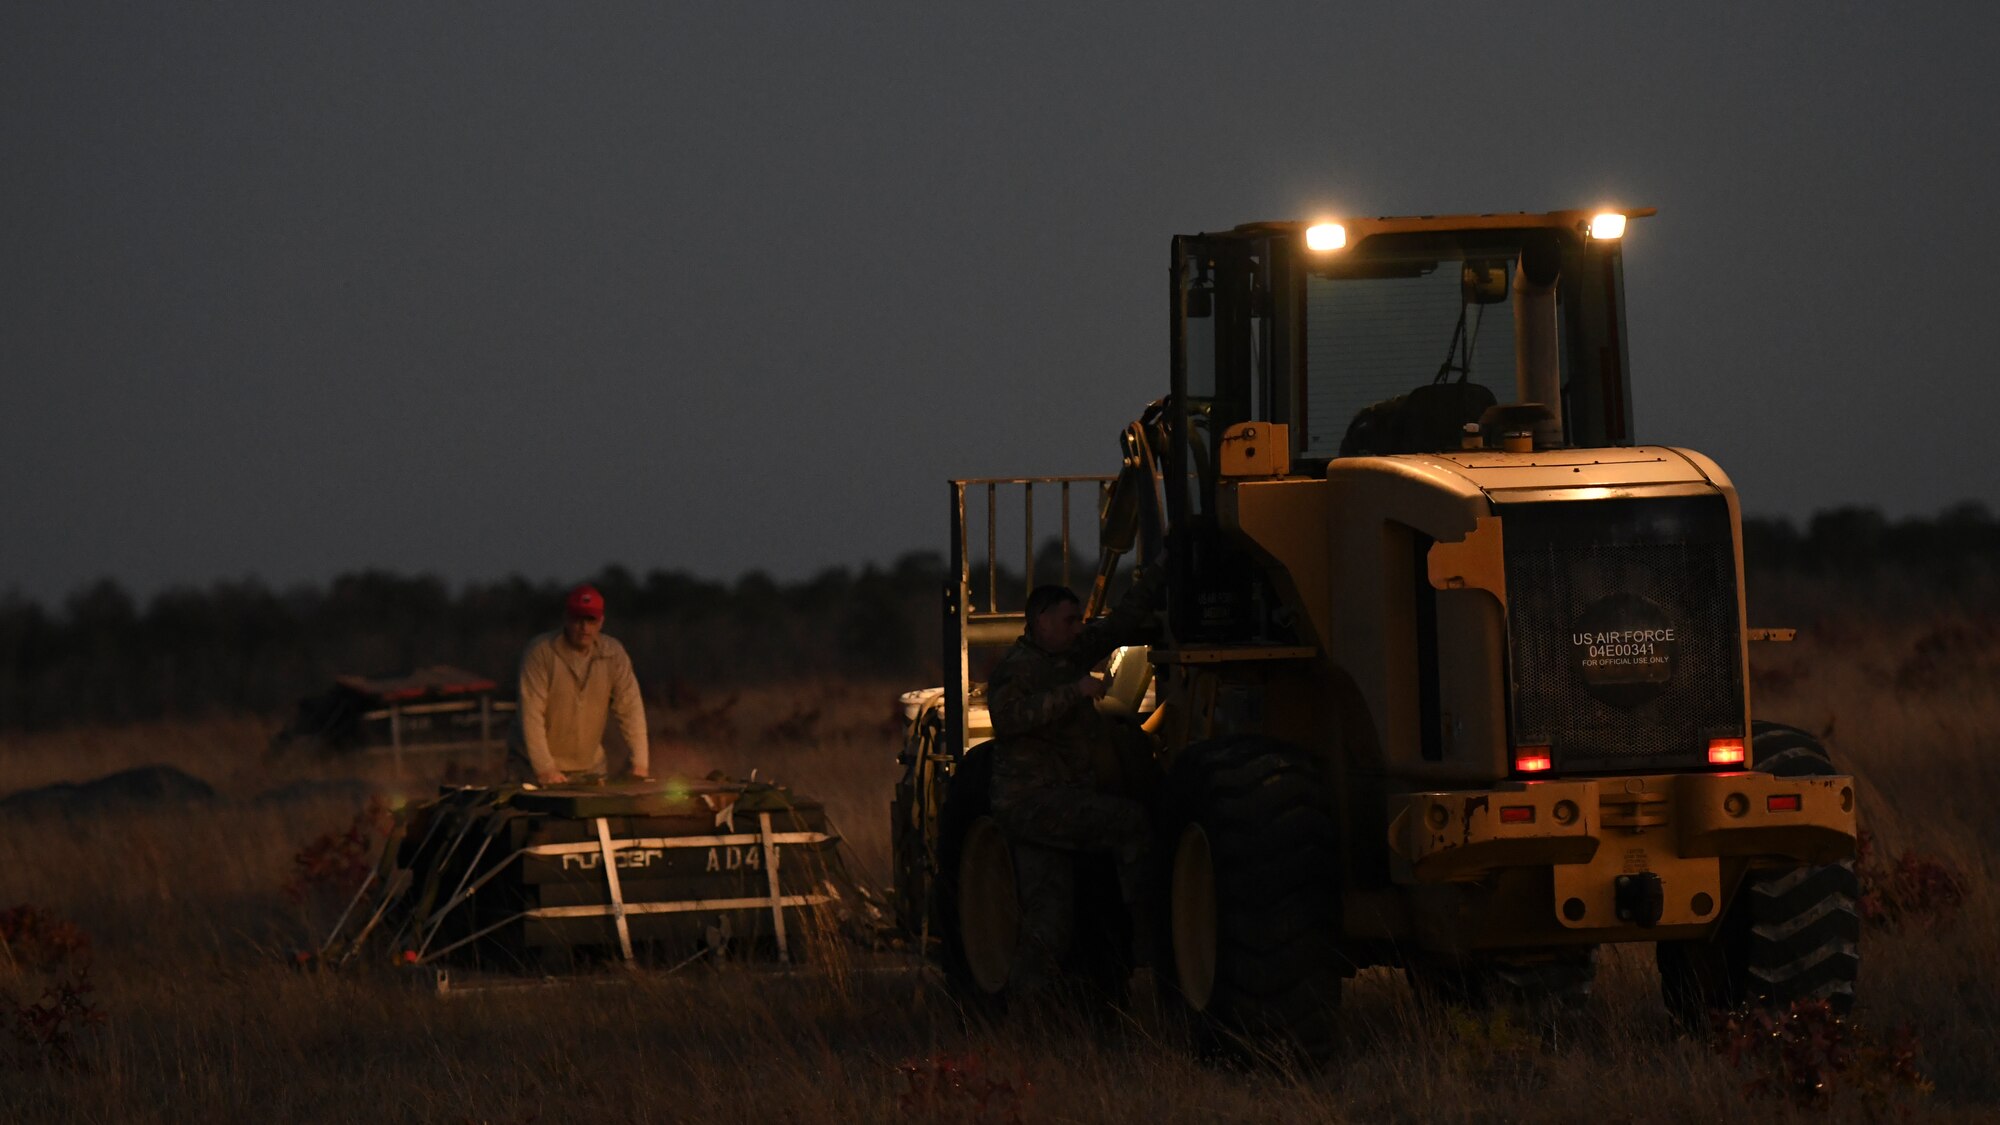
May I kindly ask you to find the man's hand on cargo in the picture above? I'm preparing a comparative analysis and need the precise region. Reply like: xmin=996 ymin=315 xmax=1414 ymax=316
xmin=1076 ymin=674 xmax=1108 ymax=700
xmin=536 ymin=769 xmax=569 ymax=785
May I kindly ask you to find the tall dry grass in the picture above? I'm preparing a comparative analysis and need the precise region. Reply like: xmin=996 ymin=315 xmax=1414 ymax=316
xmin=1 ymin=626 xmax=1995 ymax=1122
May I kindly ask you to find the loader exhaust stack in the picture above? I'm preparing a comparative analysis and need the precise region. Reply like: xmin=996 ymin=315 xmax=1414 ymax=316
xmin=1513 ymin=235 xmax=1564 ymax=447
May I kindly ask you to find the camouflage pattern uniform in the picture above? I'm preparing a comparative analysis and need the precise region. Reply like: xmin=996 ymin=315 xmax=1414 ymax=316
xmin=986 ymin=567 xmax=1162 ymax=993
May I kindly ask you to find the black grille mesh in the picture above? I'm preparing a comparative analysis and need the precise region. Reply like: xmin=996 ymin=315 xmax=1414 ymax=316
xmin=1502 ymin=495 xmax=1744 ymax=772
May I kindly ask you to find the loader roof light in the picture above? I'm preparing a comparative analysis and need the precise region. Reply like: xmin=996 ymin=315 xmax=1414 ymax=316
xmin=1305 ymin=222 xmax=1347 ymax=252
xmin=1514 ymin=746 xmax=1553 ymax=773
xmin=1707 ymin=737 xmax=1747 ymax=766
xmin=1588 ymin=212 xmax=1627 ymax=240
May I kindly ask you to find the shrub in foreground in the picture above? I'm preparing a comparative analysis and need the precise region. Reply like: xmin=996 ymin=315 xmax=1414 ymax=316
xmin=1714 ymin=999 xmax=1929 ymax=1114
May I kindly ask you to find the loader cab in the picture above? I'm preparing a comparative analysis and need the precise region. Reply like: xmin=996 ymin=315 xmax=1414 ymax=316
xmin=1163 ymin=210 xmax=1648 ymax=641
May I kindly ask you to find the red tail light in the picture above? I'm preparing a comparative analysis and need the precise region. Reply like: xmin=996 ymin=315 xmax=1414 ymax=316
xmin=1767 ymin=794 xmax=1801 ymax=812
xmin=1707 ymin=737 xmax=1747 ymax=766
xmin=1499 ymin=805 xmax=1535 ymax=824
xmin=1514 ymin=746 xmax=1553 ymax=773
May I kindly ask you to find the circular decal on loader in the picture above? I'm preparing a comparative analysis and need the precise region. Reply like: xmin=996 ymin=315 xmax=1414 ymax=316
xmin=1570 ymin=593 xmax=1677 ymax=708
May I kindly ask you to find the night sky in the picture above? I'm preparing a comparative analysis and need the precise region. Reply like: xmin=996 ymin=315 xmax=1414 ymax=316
xmin=6 ymin=4 xmax=1996 ymax=605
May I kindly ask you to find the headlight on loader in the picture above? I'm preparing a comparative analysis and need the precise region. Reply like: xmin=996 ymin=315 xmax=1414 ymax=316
xmin=1305 ymin=222 xmax=1346 ymax=251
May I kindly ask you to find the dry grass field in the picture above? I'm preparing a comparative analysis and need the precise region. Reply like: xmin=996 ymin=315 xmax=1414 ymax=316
xmin=2 ymin=614 xmax=1996 ymax=1123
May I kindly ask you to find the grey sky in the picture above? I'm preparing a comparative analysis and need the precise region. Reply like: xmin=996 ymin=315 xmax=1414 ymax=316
xmin=5 ymin=3 xmax=1996 ymax=605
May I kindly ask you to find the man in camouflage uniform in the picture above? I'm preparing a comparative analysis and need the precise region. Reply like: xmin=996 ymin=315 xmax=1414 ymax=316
xmin=986 ymin=566 xmax=1163 ymax=994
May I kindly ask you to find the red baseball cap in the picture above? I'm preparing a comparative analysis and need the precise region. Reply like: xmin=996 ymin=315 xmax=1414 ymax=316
xmin=564 ymin=584 xmax=605 ymax=620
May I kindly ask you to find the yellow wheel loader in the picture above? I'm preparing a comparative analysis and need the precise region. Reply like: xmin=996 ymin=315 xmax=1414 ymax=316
xmin=891 ymin=209 xmax=1858 ymax=1057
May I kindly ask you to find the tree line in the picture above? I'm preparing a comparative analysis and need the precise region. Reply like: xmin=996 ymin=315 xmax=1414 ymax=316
xmin=1740 ymin=502 xmax=2000 ymax=576
xmin=0 ymin=555 xmax=952 ymax=732
xmin=1 ymin=503 xmax=1994 ymax=732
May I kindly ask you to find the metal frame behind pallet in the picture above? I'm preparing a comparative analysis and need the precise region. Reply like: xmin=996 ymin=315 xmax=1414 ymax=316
xmin=356 ymin=696 xmax=520 ymax=773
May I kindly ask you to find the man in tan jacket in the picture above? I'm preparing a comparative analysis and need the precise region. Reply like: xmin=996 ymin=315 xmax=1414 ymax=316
xmin=507 ymin=584 xmax=651 ymax=784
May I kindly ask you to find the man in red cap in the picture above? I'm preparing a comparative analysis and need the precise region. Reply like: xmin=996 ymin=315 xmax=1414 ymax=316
xmin=506 ymin=583 xmax=651 ymax=784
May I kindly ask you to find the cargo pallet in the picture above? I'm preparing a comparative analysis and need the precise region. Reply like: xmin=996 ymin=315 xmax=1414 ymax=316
xmin=323 ymin=778 xmax=877 ymax=974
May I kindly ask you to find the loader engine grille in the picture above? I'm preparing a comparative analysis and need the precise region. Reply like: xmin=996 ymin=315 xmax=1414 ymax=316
xmin=1501 ymin=493 xmax=1744 ymax=772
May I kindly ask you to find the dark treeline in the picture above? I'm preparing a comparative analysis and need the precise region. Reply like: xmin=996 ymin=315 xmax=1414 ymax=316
xmin=1741 ymin=502 xmax=2000 ymax=576
xmin=2 ymin=504 xmax=1995 ymax=732
xmin=0 ymin=555 xmax=954 ymax=732
xmin=1740 ymin=502 xmax=2000 ymax=624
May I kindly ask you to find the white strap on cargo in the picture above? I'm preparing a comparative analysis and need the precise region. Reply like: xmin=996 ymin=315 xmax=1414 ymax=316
xmin=759 ymin=812 xmax=788 ymax=961
xmin=595 ymin=817 xmax=635 ymax=963
xmin=521 ymin=831 xmax=830 ymax=854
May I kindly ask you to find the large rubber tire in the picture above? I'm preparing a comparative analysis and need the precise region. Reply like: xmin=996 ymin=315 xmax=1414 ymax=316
xmin=932 ymin=747 xmax=1129 ymax=1015
xmin=935 ymin=748 xmax=1010 ymax=1012
xmin=1157 ymin=735 xmax=1343 ymax=1062
xmin=1658 ymin=721 xmax=1860 ymax=1029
